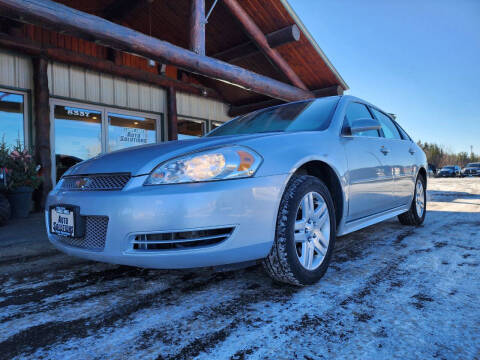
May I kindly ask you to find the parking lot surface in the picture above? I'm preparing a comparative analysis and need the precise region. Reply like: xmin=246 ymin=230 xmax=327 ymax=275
xmin=0 ymin=178 xmax=479 ymax=359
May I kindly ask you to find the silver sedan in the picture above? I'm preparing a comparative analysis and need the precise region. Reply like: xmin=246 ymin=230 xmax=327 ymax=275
xmin=46 ymin=95 xmax=427 ymax=285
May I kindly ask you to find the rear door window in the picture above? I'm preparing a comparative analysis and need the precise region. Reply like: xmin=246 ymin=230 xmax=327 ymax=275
xmin=371 ymin=108 xmax=401 ymax=140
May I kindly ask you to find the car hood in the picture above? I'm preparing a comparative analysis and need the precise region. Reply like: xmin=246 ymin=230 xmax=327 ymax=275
xmin=67 ymin=133 xmax=278 ymax=176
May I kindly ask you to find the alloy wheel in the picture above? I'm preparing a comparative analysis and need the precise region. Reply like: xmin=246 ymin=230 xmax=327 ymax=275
xmin=415 ymin=180 xmax=425 ymax=217
xmin=294 ymin=191 xmax=331 ymax=270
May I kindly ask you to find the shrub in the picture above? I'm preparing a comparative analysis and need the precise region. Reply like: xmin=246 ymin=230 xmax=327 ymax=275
xmin=3 ymin=142 xmax=42 ymax=191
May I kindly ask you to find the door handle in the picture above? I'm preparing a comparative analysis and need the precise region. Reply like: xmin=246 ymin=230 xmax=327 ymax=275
xmin=380 ymin=147 xmax=390 ymax=155
xmin=409 ymin=148 xmax=416 ymax=155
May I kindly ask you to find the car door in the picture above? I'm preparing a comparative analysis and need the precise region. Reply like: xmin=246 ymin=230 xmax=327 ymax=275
xmin=342 ymin=102 xmax=395 ymax=222
xmin=370 ymin=108 xmax=415 ymax=207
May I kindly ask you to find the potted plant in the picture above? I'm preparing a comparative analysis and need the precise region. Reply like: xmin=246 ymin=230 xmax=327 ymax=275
xmin=5 ymin=143 xmax=42 ymax=218
xmin=0 ymin=139 xmax=11 ymax=225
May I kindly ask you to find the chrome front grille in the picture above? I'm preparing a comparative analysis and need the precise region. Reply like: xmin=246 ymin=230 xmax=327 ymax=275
xmin=53 ymin=216 xmax=109 ymax=251
xmin=60 ymin=174 xmax=131 ymax=191
xmin=132 ymin=227 xmax=235 ymax=251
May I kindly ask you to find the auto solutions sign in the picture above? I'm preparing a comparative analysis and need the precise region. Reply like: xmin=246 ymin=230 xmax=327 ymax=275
xmin=119 ymin=128 xmax=147 ymax=144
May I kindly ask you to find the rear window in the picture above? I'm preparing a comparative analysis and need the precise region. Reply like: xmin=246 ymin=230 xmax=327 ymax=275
xmin=207 ymin=97 xmax=340 ymax=137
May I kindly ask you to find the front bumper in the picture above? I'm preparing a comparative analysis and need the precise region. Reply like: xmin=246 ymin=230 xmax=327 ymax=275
xmin=46 ymin=174 xmax=288 ymax=269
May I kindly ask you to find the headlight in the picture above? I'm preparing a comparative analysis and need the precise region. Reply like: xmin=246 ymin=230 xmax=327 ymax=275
xmin=144 ymin=146 xmax=262 ymax=185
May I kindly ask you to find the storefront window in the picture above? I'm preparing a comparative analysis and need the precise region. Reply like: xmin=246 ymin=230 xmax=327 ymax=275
xmin=52 ymin=101 xmax=162 ymax=183
xmin=178 ymin=118 xmax=205 ymax=139
xmin=0 ymin=90 xmax=25 ymax=148
xmin=210 ymin=121 xmax=223 ymax=131
xmin=54 ymin=105 xmax=102 ymax=180
xmin=108 ymin=112 xmax=156 ymax=152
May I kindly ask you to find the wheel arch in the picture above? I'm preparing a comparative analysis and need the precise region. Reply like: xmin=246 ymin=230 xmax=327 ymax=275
xmin=418 ymin=166 xmax=427 ymax=187
xmin=291 ymin=160 xmax=345 ymax=227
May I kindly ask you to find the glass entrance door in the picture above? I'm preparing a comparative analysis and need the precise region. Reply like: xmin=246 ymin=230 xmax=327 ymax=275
xmin=53 ymin=104 xmax=102 ymax=181
xmin=51 ymin=100 xmax=163 ymax=183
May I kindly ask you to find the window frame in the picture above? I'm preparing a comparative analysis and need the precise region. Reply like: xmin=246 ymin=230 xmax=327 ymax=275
xmin=0 ymin=87 xmax=30 ymax=148
xmin=391 ymin=119 xmax=412 ymax=141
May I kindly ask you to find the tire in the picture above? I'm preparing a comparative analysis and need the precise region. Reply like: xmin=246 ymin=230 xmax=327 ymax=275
xmin=398 ymin=174 xmax=426 ymax=226
xmin=263 ymin=175 xmax=336 ymax=286
xmin=0 ymin=193 xmax=11 ymax=226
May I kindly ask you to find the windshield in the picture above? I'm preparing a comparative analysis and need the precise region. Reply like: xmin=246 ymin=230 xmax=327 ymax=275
xmin=207 ymin=97 xmax=340 ymax=137
xmin=442 ymin=166 xmax=455 ymax=170
xmin=466 ymin=163 xmax=480 ymax=167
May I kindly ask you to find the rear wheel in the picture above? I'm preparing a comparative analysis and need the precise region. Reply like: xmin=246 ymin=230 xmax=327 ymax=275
xmin=398 ymin=174 xmax=426 ymax=226
xmin=263 ymin=175 xmax=336 ymax=286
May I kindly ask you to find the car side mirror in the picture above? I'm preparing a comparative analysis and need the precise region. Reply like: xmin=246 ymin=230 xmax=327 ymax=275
xmin=345 ymin=118 xmax=382 ymax=136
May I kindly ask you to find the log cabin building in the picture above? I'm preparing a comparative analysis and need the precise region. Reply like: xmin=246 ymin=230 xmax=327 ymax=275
xmin=0 ymin=0 xmax=347 ymax=206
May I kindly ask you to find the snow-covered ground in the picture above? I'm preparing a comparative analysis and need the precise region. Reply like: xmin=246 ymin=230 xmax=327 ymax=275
xmin=0 ymin=178 xmax=479 ymax=360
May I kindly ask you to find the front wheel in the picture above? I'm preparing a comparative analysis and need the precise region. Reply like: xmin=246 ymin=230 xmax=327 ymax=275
xmin=398 ymin=175 xmax=426 ymax=226
xmin=263 ymin=175 xmax=336 ymax=286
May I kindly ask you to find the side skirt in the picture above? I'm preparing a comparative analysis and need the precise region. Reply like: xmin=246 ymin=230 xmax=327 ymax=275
xmin=337 ymin=204 xmax=410 ymax=236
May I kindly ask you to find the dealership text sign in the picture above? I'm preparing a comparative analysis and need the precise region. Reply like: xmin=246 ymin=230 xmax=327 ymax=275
xmin=119 ymin=128 xmax=147 ymax=144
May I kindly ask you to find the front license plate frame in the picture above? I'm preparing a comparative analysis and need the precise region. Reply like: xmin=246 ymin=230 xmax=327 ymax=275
xmin=50 ymin=205 xmax=85 ymax=238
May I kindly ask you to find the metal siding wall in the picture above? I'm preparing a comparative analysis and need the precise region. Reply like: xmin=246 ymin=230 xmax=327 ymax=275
xmin=52 ymin=63 xmax=70 ymax=97
xmin=126 ymin=80 xmax=139 ymax=109
xmin=176 ymin=92 xmax=230 ymax=122
xmin=0 ymin=49 xmax=33 ymax=90
xmin=48 ymin=62 xmax=166 ymax=113
xmin=85 ymin=70 xmax=101 ymax=102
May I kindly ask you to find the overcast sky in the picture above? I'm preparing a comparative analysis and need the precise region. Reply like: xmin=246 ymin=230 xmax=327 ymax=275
xmin=290 ymin=0 xmax=480 ymax=154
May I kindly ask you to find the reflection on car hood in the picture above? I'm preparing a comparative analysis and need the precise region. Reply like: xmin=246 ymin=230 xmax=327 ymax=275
xmin=68 ymin=133 xmax=277 ymax=176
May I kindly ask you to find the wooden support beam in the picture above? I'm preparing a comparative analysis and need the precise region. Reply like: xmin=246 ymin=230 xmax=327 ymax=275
xmin=214 ymin=25 xmax=300 ymax=63
xmin=312 ymin=85 xmax=344 ymax=98
xmin=222 ymin=0 xmax=308 ymax=90
xmin=167 ymin=87 xmax=178 ymax=141
xmin=0 ymin=0 xmax=313 ymax=102
xmin=228 ymin=85 xmax=344 ymax=117
xmin=189 ymin=0 xmax=205 ymax=56
xmin=32 ymin=56 xmax=52 ymax=208
xmin=0 ymin=32 xmax=222 ymax=101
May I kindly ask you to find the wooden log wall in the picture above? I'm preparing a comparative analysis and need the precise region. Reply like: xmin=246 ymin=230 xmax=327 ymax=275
xmin=32 ymin=56 xmax=52 ymax=208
